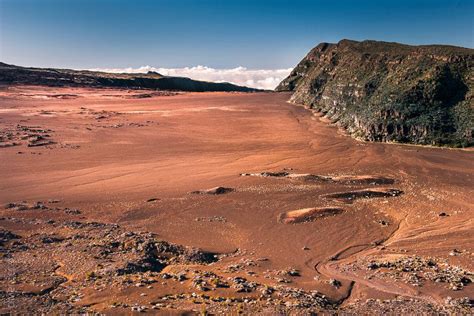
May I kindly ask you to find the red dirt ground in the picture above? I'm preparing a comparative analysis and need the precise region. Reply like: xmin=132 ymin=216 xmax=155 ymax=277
xmin=0 ymin=86 xmax=472 ymax=314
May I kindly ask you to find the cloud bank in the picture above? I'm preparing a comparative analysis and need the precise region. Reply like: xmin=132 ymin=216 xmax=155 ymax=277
xmin=86 ymin=65 xmax=292 ymax=90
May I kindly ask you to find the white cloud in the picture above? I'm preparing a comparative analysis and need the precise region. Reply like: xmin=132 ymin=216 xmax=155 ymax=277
xmin=84 ymin=65 xmax=292 ymax=90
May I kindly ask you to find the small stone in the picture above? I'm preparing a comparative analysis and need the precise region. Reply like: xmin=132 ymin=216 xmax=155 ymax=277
xmin=378 ymin=220 xmax=389 ymax=226
xmin=329 ymin=278 xmax=342 ymax=288
xmin=449 ymin=249 xmax=460 ymax=256
xmin=131 ymin=306 xmax=146 ymax=312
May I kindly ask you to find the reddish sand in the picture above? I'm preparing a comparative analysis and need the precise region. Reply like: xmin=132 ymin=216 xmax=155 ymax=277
xmin=0 ymin=85 xmax=473 ymax=313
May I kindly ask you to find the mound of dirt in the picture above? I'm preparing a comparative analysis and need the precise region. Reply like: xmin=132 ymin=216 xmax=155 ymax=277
xmin=278 ymin=207 xmax=344 ymax=224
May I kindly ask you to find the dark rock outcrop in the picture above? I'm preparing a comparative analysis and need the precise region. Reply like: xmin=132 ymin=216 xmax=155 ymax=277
xmin=276 ymin=40 xmax=474 ymax=147
xmin=191 ymin=186 xmax=234 ymax=195
xmin=0 ymin=62 xmax=258 ymax=92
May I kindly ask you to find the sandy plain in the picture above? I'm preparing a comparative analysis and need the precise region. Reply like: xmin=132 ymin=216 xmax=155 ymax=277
xmin=0 ymin=86 xmax=473 ymax=314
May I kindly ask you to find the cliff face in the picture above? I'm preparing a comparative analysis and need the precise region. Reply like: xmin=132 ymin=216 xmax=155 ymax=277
xmin=0 ymin=63 xmax=258 ymax=92
xmin=277 ymin=40 xmax=474 ymax=147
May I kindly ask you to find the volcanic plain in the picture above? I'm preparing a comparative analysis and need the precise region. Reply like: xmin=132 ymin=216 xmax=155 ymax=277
xmin=0 ymin=86 xmax=473 ymax=314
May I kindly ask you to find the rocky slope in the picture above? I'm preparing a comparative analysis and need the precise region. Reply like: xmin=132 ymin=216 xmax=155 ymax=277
xmin=277 ymin=40 xmax=474 ymax=147
xmin=0 ymin=62 xmax=258 ymax=92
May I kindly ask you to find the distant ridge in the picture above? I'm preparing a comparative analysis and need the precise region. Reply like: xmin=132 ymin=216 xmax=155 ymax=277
xmin=277 ymin=39 xmax=474 ymax=147
xmin=0 ymin=62 xmax=259 ymax=92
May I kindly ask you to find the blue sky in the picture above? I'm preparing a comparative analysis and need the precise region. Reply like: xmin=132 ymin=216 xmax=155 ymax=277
xmin=0 ymin=0 xmax=473 ymax=88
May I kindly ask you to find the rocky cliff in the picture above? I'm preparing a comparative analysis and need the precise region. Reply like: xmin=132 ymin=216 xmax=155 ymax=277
xmin=277 ymin=40 xmax=474 ymax=147
xmin=0 ymin=63 xmax=258 ymax=92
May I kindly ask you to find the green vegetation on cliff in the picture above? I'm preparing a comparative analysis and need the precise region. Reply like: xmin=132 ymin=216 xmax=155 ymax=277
xmin=277 ymin=40 xmax=474 ymax=147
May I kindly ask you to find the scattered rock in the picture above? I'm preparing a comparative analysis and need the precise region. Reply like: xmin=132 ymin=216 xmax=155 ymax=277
xmin=0 ymin=125 xmax=55 ymax=149
xmin=5 ymin=201 xmax=49 ymax=211
xmin=64 ymin=208 xmax=81 ymax=215
xmin=324 ymin=188 xmax=403 ymax=203
xmin=240 ymin=171 xmax=394 ymax=185
xmin=230 ymin=277 xmax=258 ymax=292
xmin=240 ymin=171 xmax=290 ymax=178
xmin=194 ymin=216 xmax=227 ymax=222
xmin=363 ymin=256 xmax=473 ymax=291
